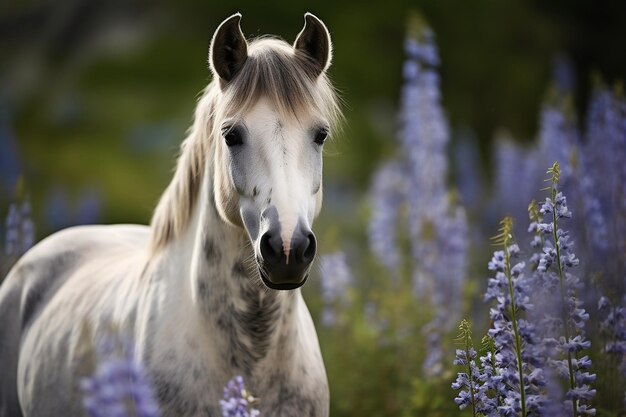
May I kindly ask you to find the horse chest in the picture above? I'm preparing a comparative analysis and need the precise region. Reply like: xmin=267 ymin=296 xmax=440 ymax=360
xmin=145 ymin=297 xmax=328 ymax=417
xmin=147 ymin=346 xmax=328 ymax=417
xmin=149 ymin=366 xmax=328 ymax=417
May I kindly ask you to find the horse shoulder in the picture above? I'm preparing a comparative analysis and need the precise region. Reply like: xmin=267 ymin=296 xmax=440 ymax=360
xmin=0 ymin=224 xmax=151 ymax=416
xmin=6 ymin=225 xmax=148 ymax=329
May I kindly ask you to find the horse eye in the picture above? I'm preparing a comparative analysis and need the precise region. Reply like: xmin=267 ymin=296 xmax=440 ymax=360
xmin=223 ymin=128 xmax=243 ymax=147
xmin=314 ymin=129 xmax=328 ymax=145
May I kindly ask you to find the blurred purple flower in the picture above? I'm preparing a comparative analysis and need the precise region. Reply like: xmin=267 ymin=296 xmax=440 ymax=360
xmin=4 ymin=204 xmax=19 ymax=257
xmin=220 ymin=376 xmax=260 ymax=417
xmin=452 ymin=131 xmax=483 ymax=211
xmin=4 ymin=198 xmax=35 ymax=258
xmin=396 ymin=28 xmax=469 ymax=376
xmin=0 ymin=108 xmax=22 ymax=195
xmin=552 ymin=55 xmax=576 ymax=96
xmin=77 ymin=188 xmax=102 ymax=225
xmin=81 ymin=337 xmax=160 ymax=417
xmin=368 ymin=161 xmax=406 ymax=277
xmin=319 ymin=252 xmax=353 ymax=327
xmin=45 ymin=186 xmax=103 ymax=231
xmin=45 ymin=186 xmax=72 ymax=231
xmin=598 ymin=295 xmax=626 ymax=406
xmin=493 ymin=137 xmax=541 ymax=237
xmin=579 ymin=85 xmax=626 ymax=288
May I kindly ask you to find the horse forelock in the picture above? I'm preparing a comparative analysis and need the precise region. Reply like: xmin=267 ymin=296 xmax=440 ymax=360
xmin=149 ymin=36 xmax=342 ymax=252
xmin=214 ymin=38 xmax=342 ymax=133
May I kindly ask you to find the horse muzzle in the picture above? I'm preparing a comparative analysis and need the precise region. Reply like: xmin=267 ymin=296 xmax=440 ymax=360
xmin=257 ymin=226 xmax=316 ymax=290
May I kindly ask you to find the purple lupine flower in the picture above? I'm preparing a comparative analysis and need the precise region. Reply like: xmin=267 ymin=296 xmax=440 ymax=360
xmin=552 ymin=55 xmax=576 ymax=96
xmin=81 ymin=337 xmax=160 ymax=417
xmin=399 ymin=28 xmax=449 ymax=240
xmin=220 ymin=376 xmax=260 ymax=417
xmin=492 ymin=136 xmax=541 ymax=238
xmin=404 ymin=31 xmax=439 ymax=67
xmin=598 ymin=296 xmax=626 ymax=360
xmin=397 ymin=27 xmax=469 ymax=377
xmin=45 ymin=186 xmax=72 ymax=231
xmin=583 ymin=87 xmax=624 ymax=204
xmin=598 ymin=295 xmax=626 ymax=407
xmin=536 ymin=97 xmax=584 ymax=249
xmin=476 ymin=341 xmax=504 ymax=416
xmin=538 ymin=105 xmax=577 ymax=181
xmin=484 ymin=217 xmax=547 ymax=416
xmin=529 ymin=163 xmax=596 ymax=416
xmin=319 ymin=252 xmax=353 ymax=327
xmin=452 ymin=320 xmax=494 ymax=416
xmin=367 ymin=161 xmax=407 ymax=278
xmin=4 ymin=203 xmax=19 ymax=257
xmin=476 ymin=350 xmax=507 ymax=417
xmin=0 ymin=108 xmax=22 ymax=195
xmin=579 ymin=85 xmax=626 ymax=288
xmin=19 ymin=199 xmax=35 ymax=253
xmin=77 ymin=188 xmax=102 ymax=225
xmin=422 ymin=203 xmax=468 ymax=376
xmin=452 ymin=131 xmax=483 ymax=211
xmin=4 ymin=198 xmax=35 ymax=258
xmin=452 ymin=346 xmax=480 ymax=412
xmin=578 ymin=177 xmax=609 ymax=254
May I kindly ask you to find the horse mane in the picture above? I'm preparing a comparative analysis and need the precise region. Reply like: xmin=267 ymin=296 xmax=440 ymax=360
xmin=149 ymin=37 xmax=342 ymax=252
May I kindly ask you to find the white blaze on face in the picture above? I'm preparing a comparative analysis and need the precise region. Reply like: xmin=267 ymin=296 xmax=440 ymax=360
xmin=240 ymin=99 xmax=323 ymax=259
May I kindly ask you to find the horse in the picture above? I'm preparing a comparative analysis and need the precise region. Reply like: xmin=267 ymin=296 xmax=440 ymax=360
xmin=0 ymin=12 xmax=341 ymax=417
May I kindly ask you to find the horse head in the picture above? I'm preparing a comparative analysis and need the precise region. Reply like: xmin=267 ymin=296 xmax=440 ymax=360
xmin=208 ymin=13 xmax=340 ymax=290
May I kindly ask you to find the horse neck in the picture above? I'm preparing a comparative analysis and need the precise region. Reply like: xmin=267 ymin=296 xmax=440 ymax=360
xmin=162 ymin=161 xmax=302 ymax=374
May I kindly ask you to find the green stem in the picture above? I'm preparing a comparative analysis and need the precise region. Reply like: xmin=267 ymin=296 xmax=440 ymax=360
xmin=465 ymin=338 xmax=477 ymax=417
xmin=503 ymin=243 xmax=527 ymax=417
xmin=551 ymin=189 xmax=578 ymax=417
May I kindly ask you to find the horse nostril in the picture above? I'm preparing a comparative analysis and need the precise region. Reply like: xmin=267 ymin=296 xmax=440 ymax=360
xmin=260 ymin=233 xmax=282 ymax=264
xmin=297 ymin=233 xmax=316 ymax=265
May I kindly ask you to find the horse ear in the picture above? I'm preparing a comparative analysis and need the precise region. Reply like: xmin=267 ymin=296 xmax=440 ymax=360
xmin=209 ymin=13 xmax=248 ymax=83
xmin=293 ymin=13 xmax=332 ymax=77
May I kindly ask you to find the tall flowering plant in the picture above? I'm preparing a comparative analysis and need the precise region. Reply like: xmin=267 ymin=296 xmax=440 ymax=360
xmin=452 ymin=320 xmax=495 ymax=416
xmin=528 ymin=163 xmax=596 ymax=416
xmin=484 ymin=217 xmax=546 ymax=416
xmin=367 ymin=19 xmax=468 ymax=377
xmin=454 ymin=163 xmax=597 ymax=416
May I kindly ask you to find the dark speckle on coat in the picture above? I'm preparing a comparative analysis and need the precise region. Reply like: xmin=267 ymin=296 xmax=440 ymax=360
xmin=21 ymin=282 xmax=45 ymax=331
xmin=231 ymin=261 xmax=247 ymax=278
xmin=152 ymin=373 xmax=198 ymax=417
xmin=192 ymin=367 xmax=202 ymax=381
xmin=269 ymin=387 xmax=318 ymax=417
xmin=20 ymin=252 xmax=78 ymax=331
xmin=203 ymin=238 xmax=221 ymax=263
xmin=198 ymin=281 xmax=209 ymax=300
